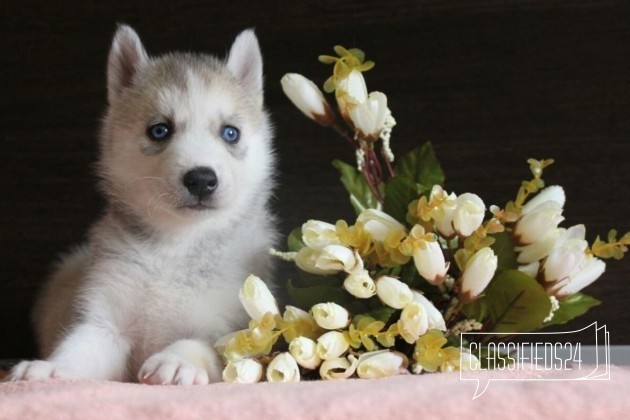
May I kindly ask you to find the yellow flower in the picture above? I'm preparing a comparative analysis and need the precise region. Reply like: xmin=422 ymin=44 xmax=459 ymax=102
xmin=335 ymin=220 xmax=373 ymax=257
xmin=439 ymin=347 xmax=481 ymax=372
xmin=413 ymin=330 xmax=447 ymax=373
xmin=281 ymin=305 xmax=321 ymax=342
xmin=223 ymin=313 xmax=280 ymax=362
xmin=318 ymin=45 xmax=375 ymax=93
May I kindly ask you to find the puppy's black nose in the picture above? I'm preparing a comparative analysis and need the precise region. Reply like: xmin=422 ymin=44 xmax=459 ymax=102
xmin=183 ymin=167 xmax=218 ymax=199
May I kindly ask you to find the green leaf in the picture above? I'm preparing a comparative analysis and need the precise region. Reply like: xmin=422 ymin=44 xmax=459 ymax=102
xmin=395 ymin=142 xmax=445 ymax=188
xmin=286 ymin=279 xmax=348 ymax=311
xmin=490 ymin=232 xmax=518 ymax=272
xmin=287 ymin=228 xmax=305 ymax=252
xmin=383 ymin=176 xmax=427 ymax=224
xmin=543 ymin=293 xmax=601 ymax=327
xmin=332 ymin=159 xmax=378 ymax=215
xmin=463 ymin=270 xmax=551 ymax=333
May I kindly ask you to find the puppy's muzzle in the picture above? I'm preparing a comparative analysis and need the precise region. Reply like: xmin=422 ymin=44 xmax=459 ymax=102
xmin=183 ymin=167 xmax=218 ymax=200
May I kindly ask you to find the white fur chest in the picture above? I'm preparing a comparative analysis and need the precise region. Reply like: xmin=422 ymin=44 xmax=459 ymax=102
xmin=84 ymin=222 xmax=266 ymax=362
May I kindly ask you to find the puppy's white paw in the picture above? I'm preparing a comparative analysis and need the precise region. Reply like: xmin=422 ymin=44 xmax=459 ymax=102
xmin=139 ymin=353 xmax=209 ymax=385
xmin=9 ymin=360 xmax=66 ymax=381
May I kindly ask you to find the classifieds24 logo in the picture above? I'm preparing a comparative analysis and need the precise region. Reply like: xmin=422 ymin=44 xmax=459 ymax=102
xmin=459 ymin=322 xmax=610 ymax=399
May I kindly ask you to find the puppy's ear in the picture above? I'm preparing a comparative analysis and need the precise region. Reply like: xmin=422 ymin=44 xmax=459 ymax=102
xmin=227 ymin=29 xmax=263 ymax=106
xmin=107 ymin=24 xmax=148 ymax=104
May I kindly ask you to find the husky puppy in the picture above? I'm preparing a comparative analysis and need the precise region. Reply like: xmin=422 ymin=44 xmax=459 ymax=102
xmin=10 ymin=25 xmax=276 ymax=384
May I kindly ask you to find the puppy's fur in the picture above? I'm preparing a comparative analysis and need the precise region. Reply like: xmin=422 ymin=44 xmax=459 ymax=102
xmin=10 ymin=26 xmax=276 ymax=384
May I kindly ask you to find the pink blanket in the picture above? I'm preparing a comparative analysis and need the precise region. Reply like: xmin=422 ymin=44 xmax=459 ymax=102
xmin=1 ymin=365 xmax=628 ymax=419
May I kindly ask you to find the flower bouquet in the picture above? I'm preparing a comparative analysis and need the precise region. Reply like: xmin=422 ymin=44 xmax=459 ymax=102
xmin=217 ymin=46 xmax=629 ymax=383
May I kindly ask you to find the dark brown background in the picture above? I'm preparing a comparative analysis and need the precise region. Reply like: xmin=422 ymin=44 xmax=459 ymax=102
xmin=1 ymin=0 xmax=629 ymax=358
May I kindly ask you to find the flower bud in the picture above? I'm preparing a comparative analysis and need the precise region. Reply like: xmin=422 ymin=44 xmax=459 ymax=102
xmin=319 ymin=355 xmax=358 ymax=380
xmin=357 ymin=209 xmax=407 ymax=242
xmin=343 ymin=269 xmax=377 ymax=298
xmin=336 ymin=69 xmax=368 ymax=105
xmin=459 ymin=247 xmax=498 ymax=303
xmin=518 ymin=261 xmax=540 ymax=278
xmin=266 ymin=352 xmax=301 ymax=383
xmin=316 ymin=331 xmax=350 ymax=360
xmin=430 ymin=186 xmax=457 ymax=238
xmin=281 ymin=73 xmax=334 ymax=126
xmin=302 ymin=220 xmax=340 ymax=249
xmin=317 ymin=245 xmax=360 ymax=273
xmin=516 ymin=228 xmax=562 ymax=264
xmin=311 ymin=302 xmax=350 ymax=330
xmin=356 ymin=350 xmax=408 ymax=379
xmin=453 ymin=193 xmax=486 ymax=237
xmin=412 ymin=291 xmax=447 ymax=331
xmin=296 ymin=245 xmax=359 ymax=275
xmin=238 ymin=275 xmax=279 ymax=322
xmin=459 ymin=351 xmax=481 ymax=371
xmin=549 ymin=256 xmax=605 ymax=297
xmin=375 ymin=276 xmax=413 ymax=309
xmin=295 ymin=248 xmax=339 ymax=275
xmin=514 ymin=201 xmax=564 ymax=245
xmin=222 ymin=358 xmax=263 ymax=383
xmin=347 ymin=92 xmax=389 ymax=141
xmin=543 ymin=225 xmax=588 ymax=283
xmin=522 ymin=185 xmax=565 ymax=215
xmin=289 ymin=337 xmax=322 ymax=370
xmin=413 ymin=241 xmax=449 ymax=285
xmin=397 ymin=301 xmax=429 ymax=344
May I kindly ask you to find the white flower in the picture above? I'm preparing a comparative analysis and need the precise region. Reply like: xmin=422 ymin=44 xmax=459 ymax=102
xmin=283 ymin=305 xmax=312 ymax=323
xmin=289 ymin=337 xmax=322 ymax=370
xmin=311 ymin=302 xmax=350 ymax=330
xmin=550 ymin=257 xmax=605 ymax=297
xmin=302 ymin=220 xmax=340 ymax=249
xmin=281 ymin=73 xmax=334 ymax=126
xmin=518 ymin=261 xmax=540 ymax=278
xmin=296 ymin=245 xmax=359 ymax=275
xmin=266 ymin=352 xmax=301 ymax=383
xmin=430 ymin=186 xmax=457 ymax=238
xmin=238 ymin=275 xmax=279 ymax=322
xmin=357 ymin=209 xmax=407 ymax=242
xmin=336 ymin=69 xmax=368 ymax=105
xmin=522 ymin=185 xmax=565 ymax=215
xmin=397 ymin=301 xmax=428 ymax=344
xmin=543 ymin=225 xmax=606 ymax=297
xmin=544 ymin=225 xmax=588 ymax=282
xmin=347 ymin=92 xmax=390 ymax=141
xmin=317 ymin=245 xmax=360 ymax=273
xmin=412 ymin=291 xmax=447 ymax=331
xmin=316 ymin=331 xmax=350 ymax=360
xmin=343 ymin=269 xmax=377 ymax=298
xmin=375 ymin=276 xmax=413 ymax=309
xmin=514 ymin=201 xmax=564 ymax=245
xmin=319 ymin=355 xmax=358 ymax=380
xmin=459 ymin=247 xmax=498 ymax=303
xmin=516 ymin=228 xmax=562 ymax=264
xmin=356 ymin=350 xmax=408 ymax=379
xmin=222 ymin=359 xmax=263 ymax=383
xmin=453 ymin=193 xmax=486 ymax=237
xmin=413 ymin=241 xmax=449 ymax=285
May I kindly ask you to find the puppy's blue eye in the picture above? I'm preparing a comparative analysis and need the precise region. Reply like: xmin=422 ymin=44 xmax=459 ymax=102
xmin=221 ymin=125 xmax=240 ymax=143
xmin=147 ymin=123 xmax=172 ymax=141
